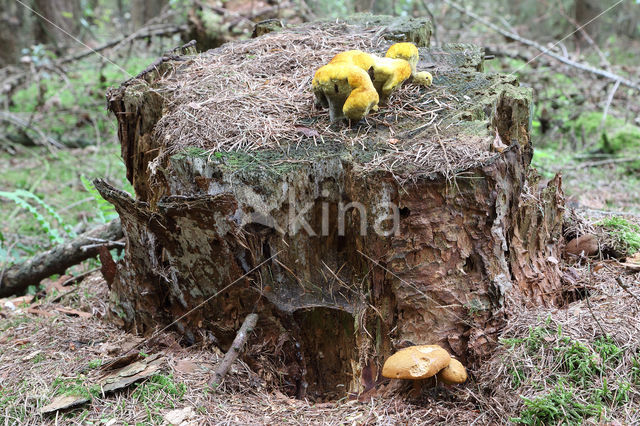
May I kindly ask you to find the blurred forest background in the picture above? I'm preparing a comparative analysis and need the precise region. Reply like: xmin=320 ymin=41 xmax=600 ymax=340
xmin=0 ymin=0 xmax=639 ymax=279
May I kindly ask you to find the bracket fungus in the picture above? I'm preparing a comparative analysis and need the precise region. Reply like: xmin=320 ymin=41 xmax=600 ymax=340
xmin=436 ymin=358 xmax=468 ymax=385
xmin=312 ymin=63 xmax=379 ymax=122
xmin=381 ymin=345 xmax=451 ymax=380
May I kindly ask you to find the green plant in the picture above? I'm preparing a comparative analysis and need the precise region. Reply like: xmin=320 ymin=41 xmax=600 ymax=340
xmin=51 ymin=375 xmax=98 ymax=399
xmin=80 ymin=175 xmax=118 ymax=223
xmin=0 ymin=189 xmax=75 ymax=244
xmin=87 ymin=359 xmax=103 ymax=369
xmin=597 ymin=216 xmax=640 ymax=254
xmin=512 ymin=382 xmax=602 ymax=425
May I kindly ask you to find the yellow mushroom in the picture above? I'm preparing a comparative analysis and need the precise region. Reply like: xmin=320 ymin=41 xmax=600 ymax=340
xmin=436 ymin=358 xmax=468 ymax=385
xmin=329 ymin=49 xmax=411 ymax=101
xmin=370 ymin=56 xmax=412 ymax=101
xmin=330 ymin=50 xmax=375 ymax=71
xmin=381 ymin=345 xmax=451 ymax=380
xmin=385 ymin=42 xmax=419 ymax=74
xmin=386 ymin=42 xmax=433 ymax=87
xmin=312 ymin=63 xmax=379 ymax=123
xmin=413 ymin=71 xmax=433 ymax=86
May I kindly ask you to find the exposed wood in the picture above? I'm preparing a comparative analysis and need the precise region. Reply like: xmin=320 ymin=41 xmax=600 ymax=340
xmin=209 ymin=313 xmax=259 ymax=388
xmin=0 ymin=219 xmax=123 ymax=297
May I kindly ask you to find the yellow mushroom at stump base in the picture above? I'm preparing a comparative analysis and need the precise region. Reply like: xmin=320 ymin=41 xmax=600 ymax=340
xmin=382 ymin=345 xmax=451 ymax=380
xmin=312 ymin=63 xmax=379 ymax=123
xmin=436 ymin=358 xmax=468 ymax=385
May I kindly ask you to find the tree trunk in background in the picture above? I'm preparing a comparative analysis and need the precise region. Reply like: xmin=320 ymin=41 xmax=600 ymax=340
xmin=131 ymin=0 xmax=166 ymax=29
xmin=33 ymin=0 xmax=82 ymax=52
xmin=574 ymin=0 xmax=601 ymax=45
xmin=0 ymin=0 xmax=33 ymax=66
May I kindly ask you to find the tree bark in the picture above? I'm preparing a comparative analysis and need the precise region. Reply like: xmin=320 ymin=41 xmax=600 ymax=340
xmin=0 ymin=0 xmax=33 ymax=66
xmin=33 ymin=0 xmax=82 ymax=51
xmin=0 ymin=219 xmax=123 ymax=297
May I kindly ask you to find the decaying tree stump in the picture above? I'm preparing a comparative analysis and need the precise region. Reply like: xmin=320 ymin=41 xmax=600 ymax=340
xmin=98 ymin=15 xmax=564 ymax=399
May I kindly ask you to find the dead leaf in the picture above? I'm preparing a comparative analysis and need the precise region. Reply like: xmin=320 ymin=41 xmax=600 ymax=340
xmin=175 ymin=360 xmax=198 ymax=374
xmin=40 ymin=395 xmax=89 ymax=414
xmin=295 ymin=126 xmax=320 ymax=138
xmin=99 ymin=354 xmax=164 ymax=393
xmin=164 ymin=407 xmax=196 ymax=425
xmin=26 ymin=307 xmax=55 ymax=317
xmin=22 ymin=350 xmax=43 ymax=361
xmin=98 ymin=246 xmax=117 ymax=288
xmin=388 ymin=138 xmax=399 ymax=145
xmin=56 ymin=307 xmax=92 ymax=318
xmin=47 ymin=275 xmax=72 ymax=292
xmin=11 ymin=295 xmax=34 ymax=306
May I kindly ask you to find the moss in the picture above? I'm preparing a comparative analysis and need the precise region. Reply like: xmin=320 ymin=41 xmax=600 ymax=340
xmin=597 ymin=216 xmax=640 ymax=254
xmin=574 ymin=112 xmax=640 ymax=154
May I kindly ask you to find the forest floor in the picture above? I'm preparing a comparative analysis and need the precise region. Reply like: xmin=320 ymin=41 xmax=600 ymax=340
xmin=0 ymin=258 xmax=639 ymax=424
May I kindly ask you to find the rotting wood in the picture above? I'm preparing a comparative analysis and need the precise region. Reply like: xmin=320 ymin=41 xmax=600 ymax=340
xmin=209 ymin=313 xmax=259 ymax=388
xmin=0 ymin=219 xmax=123 ymax=297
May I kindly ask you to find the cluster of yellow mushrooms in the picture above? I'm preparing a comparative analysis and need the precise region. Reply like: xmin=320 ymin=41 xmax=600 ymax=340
xmin=381 ymin=344 xmax=467 ymax=385
xmin=312 ymin=42 xmax=433 ymax=123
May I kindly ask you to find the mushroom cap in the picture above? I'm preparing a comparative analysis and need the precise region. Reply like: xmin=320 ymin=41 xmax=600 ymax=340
xmin=385 ymin=42 xmax=419 ymax=73
xmin=413 ymin=71 xmax=433 ymax=87
xmin=436 ymin=358 xmax=468 ymax=385
xmin=382 ymin=345 xmax=451 ymax=380
xmin=312 ymin=63 xmax=379 ymax=122
xmin=370 ymin=56 xmax=412 ymax=99
xmin=330 ymin=50 xmax=375 ymax=71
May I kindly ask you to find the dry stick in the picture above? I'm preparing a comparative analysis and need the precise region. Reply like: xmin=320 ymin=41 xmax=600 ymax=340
xmin=442 ymin=0 xmax=640 ymax=92
xmin=209 ymin=313 xmax=259 ymax=388
xmin=598 ymin=79 xmax=621 ymax=133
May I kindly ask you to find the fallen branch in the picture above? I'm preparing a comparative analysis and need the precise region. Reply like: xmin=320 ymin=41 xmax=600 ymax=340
xmin=442 ymin=0 xmax=640 ymax=92
xmin=209 ymin=313 xmax=258 ymax=388
xmin=0 ymin=219 xmax=123 ymax=297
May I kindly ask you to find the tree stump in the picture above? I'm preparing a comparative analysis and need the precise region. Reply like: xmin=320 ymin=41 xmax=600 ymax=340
xmin=98 ymin=16 xmax=564 ymax=399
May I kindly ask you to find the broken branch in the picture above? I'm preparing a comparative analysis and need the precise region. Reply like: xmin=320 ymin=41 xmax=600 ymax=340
xmin=209 ymin=313 xmax=258 ymax=388
xmin=0 ymin=219 xmax=123 ymax=297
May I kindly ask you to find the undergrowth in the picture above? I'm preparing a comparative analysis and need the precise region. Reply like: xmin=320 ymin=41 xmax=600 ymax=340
xmin=500 ymin=321 xmax=637 ymax=425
